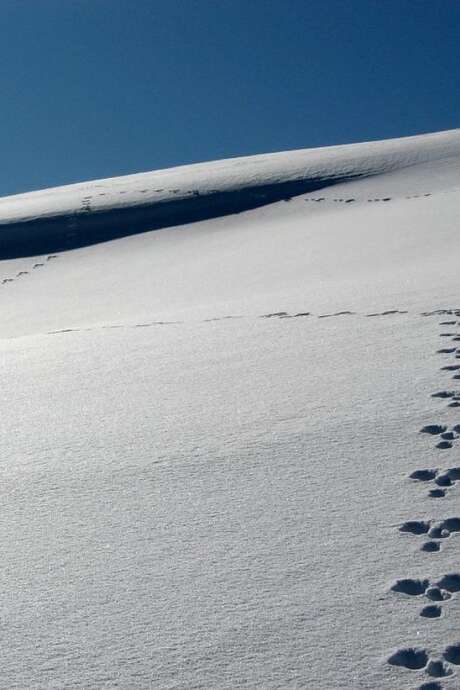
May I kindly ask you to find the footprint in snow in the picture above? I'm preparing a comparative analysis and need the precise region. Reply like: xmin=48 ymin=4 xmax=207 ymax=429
xmin=421 ymin=541 xmax=441 ymax=552
xmin=420 ymin=425 xmax=447 ymax=435
xmin=386 ymin=648 xmax=455 ymax=679
xmin=429 ymin=489 xmax=447 ymax=498
xmin=445 ymin=467 xmax=460 ymax=480
xmin=409 ymin=466 xmax=460 ymax=498
xmin=419 ymin=425 xmax=459 ymax=451
xmin=436 ymin=440 xmax=453 ymax=449
xmin=365 ymin=309 xmax=408 ymax=316
xmin=409 ymin=469 xmax=438 ymax=481
xmin=399 ymin=517 xmax=460 ymax=551
xmin=428 ymin=517 xmax=460 ymax=539
xmin=399 ymin=520 xmax=431 ymax=536
xmin=431 ymin=390 xmax=460 ymax=401
xmin=391 ymin=578 xmax=430 ymax=596
xmin=444 ymin=644 xmax=460 ymax=665
xmin=260 ymin=311 xmax=310 ymax=319
xmin=387 ymin=643 xmax=460 ymax=681
xmin=261 ymin=312 xmax=289 ymax=318
xmin=425 ymin=587 xmax=451 ymax=602
xmin=423 ymin=309 xmax=460 ymax=317
xmin=425 ymin=660 xmax=453 ymax=678
xmin=318 ymin=311 xmax=354 ymax=318
xmin=390 ymin=573 xmax=460 ymax=613
xmin=420 ymin=604 xmax=442 ymax=618
xmin=387 ymin=647 xmax=428 ymax=669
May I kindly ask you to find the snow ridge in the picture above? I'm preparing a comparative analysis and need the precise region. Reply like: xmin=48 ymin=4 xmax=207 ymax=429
xmin=0 ymin=128 xmax=459 ymax=258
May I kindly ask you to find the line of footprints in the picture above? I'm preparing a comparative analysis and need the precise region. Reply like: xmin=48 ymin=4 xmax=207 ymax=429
xmin=1 ymin=254 xmax=58 ymax=285
xmin=387 ymin=310 xmax=460 ymax=689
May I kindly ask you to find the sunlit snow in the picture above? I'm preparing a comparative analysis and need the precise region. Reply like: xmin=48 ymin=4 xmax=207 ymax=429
xmin=0 ymin=129 xmax=459 ymax=689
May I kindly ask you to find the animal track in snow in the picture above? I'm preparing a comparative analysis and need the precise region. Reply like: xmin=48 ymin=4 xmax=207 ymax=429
xmin=434 ymin=474 xmax=453 ymax=487
xmin=425 ymin=659 xmax=453 ymax=677
xmin=436 ymin=440 xmax=453 ymax=449
xmin=365 ymin=309 xmax=408 ymax=316
xmin=422 ymin=308 xmax=460 ymax=317
xmin=387 ymin=647 xmax=428 ymax=669
xmin=279 ymin=312 xmax=311 ymax=319
xmin=261 ymin=312 xmax=289 ymax=319
xmin=430 ymin=389 xmax=460 ymax=408
xmin=421 ymin=541 xmax=441 ymax=552
xmin=438 ymin=469 xmax=459 ymax=485
xmin=399 ymin=520 xmax=431 ymax=535
xmin=388 ymin=643 xmax=460 ymax=682
xmin=318 ymin=311 xmax=354 ymax=318
xmin=390 ymin=572 xmax=460 ymax=609
xmin=429 ymin=489 xmax=446 ymax=498
xmin=410 ymin=469 xmax=438 ymax=481
xmin=391 ymin=578 xmax=430 ymax=596
xmin=260 ymin=311 xmax=311 ymax=319
xmin=444 ymin=643 xmax=460 ymax=665
xmin=1 ymin=254 xmax=59 ymax=287
xmin=387 ymin=310 xmax=460 ymax=688
xmin=429 ymin=662 xmax=453 ymax=679
xmin=303 ymin=193 xmax=432 ymax=205
xmin=398 ymin=517 xmax=460 ymax=551
xmin=444 ymin=467 xmax=460 ymax=480
xmin=420 ymin=605 xmax=442 ymax=618
xmin=436 ymin=573 xmax=460 ymax=592
xmin=420 ymin=425 xmax=447 ymax=435
xmin=425 ymin=587 xmax=451 ymax=602
xmin=409 ymin=465 xmax=460 ymax=498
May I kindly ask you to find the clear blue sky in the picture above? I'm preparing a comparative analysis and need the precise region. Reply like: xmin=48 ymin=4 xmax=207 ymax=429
xmin=0 ymin=0 xmax=458 ymax=195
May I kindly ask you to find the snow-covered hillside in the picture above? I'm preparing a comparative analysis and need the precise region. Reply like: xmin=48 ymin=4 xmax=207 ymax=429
xmin=0 ymin=129 xmax=459 ymax=689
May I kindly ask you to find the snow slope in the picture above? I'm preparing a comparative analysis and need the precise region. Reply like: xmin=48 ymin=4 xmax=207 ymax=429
xmin=0 ymin=130 xmax=459 ymax=689
xmin=0 ymin=128 xmax=459 ymax=257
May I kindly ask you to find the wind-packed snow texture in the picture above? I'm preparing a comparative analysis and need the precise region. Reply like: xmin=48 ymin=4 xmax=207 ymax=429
xmin=0 ymin=129 xmax=459 ymax=689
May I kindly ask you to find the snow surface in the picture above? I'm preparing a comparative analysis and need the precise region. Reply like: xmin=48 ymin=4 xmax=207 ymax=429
xmin=0 ymin=129 xmax=460 ymax=689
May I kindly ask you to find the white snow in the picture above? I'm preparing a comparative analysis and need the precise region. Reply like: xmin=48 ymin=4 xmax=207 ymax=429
xmin=0 ymin=127 xmax=458 ymax=226
xmin=0 ymin=129 xmax=459 ymax=689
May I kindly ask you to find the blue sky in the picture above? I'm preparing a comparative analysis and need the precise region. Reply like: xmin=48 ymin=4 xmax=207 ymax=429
xmin=0 ymin=0 xmax=458 ymax=195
